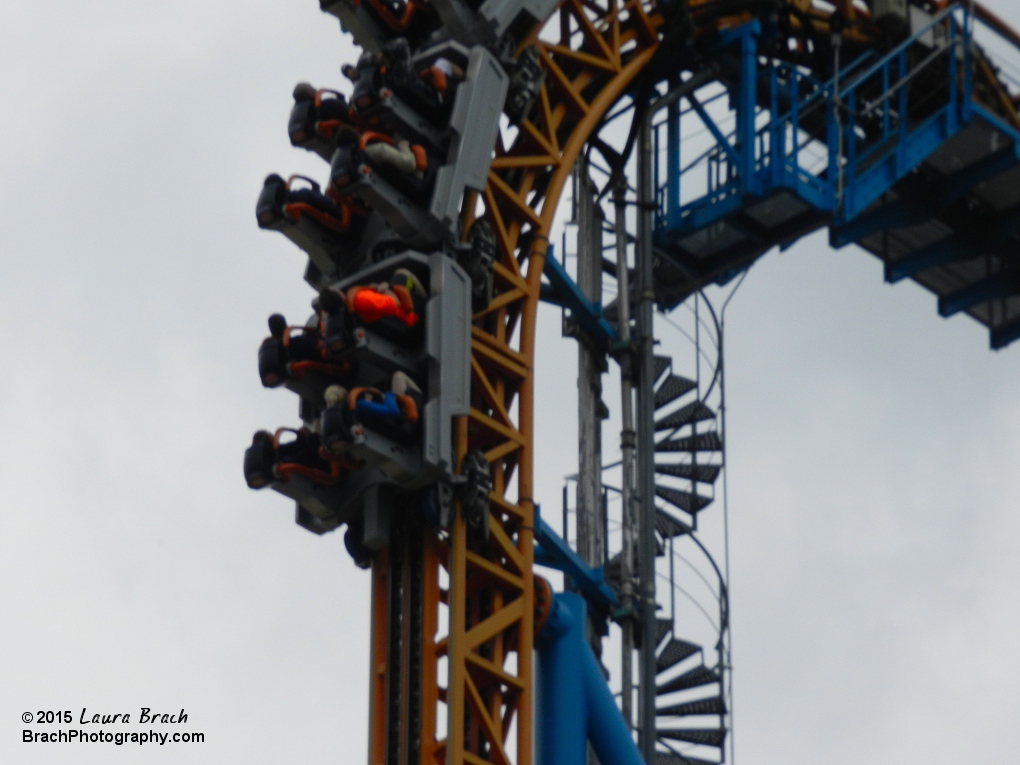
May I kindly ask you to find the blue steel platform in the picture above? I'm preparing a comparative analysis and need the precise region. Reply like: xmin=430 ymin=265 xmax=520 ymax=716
xmin=647 ymin=3 xmax=1020 ymax=349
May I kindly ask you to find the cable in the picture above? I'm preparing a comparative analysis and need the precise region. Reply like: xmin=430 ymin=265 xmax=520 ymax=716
xmin=655 ymin=570 xmax=719 ymax=632
xmin=717 ymin=262 xmax=748 ymax=765
xmin=672 ymin=548 xmax=723 ymax=604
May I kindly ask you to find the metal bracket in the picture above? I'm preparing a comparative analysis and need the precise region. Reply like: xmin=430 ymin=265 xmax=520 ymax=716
xmin=533 ymin=507 xmax=616 ymax=613
xmin=540 ymin=245 xmax=617 ymax=349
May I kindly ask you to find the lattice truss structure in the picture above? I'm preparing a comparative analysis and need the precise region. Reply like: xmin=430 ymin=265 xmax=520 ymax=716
xmin=418 ymin=4 xmax=663 ymax=765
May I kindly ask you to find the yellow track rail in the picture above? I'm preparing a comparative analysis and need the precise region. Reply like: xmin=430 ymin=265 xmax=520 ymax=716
xmin=391 ymin=3 xmax=666 ymax=765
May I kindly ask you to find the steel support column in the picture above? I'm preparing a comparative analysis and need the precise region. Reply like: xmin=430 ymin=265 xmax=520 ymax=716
xmin=575 ymin=156 xmax=607 ymax=608
xmin=537 ymin=593 xmax=646 ymax=765
xmin=613 ymin=173 xmax=638 ymax=728
xmin=575 ymin=155 xmax=607 ymax=765
xmin=636 ymin=113 xmax=659 ymax=764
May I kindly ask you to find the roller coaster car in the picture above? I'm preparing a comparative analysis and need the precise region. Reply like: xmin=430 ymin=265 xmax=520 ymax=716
xmin=320 ymin=371 xmax=425 ymax=452
xmin=320 ymin=0 xmax=439 ymax=55
xmin=255 ymin=174 xmax=367 ymax=279
xmin=349 ymin=266 xmax=428 ymax=324
xmin=316 ymin=287 xmax=429 ymax=401
xmin=334 ymin=415 xmax=424 ymax=483
xmin=329 ymin=137 xmax=441 ymax=244
xmin=328 ymin=249 xmax=471 ymax=479
xmin=340 ymin=45 xmax=509 ymax=243
xmin=289 ymin=84 xmax=360 ymax=162
xmin=338 ymin=132 xmax=438 ymax=202
xmin=318 ymin=285 xmax=422 ymax=377
xmin=244 ymin=428 xmax=349 ymax=489
xmin=351 ymin=42 xmax=473 ymax=153
xmin=257 ymin=174 xmax=361 ymax=232
xmin=247 ymin=249 xmax=469 ymax=534
xmin=245 ymin=428 xmax=368 ymax=534
xmin=257 ymin=313 xmax=354 ymax=402
xmin=320 ymin=266 xmax=428 ymax=348
xmin=351 ymin=40 xmax=462 ymax=125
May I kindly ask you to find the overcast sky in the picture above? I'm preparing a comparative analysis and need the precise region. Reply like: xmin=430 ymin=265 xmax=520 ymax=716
xmin=1 ymin=1 xmax=1018 ymax=763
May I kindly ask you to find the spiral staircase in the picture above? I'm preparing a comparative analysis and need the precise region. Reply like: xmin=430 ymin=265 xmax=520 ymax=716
xmin=649 ymin=330 xmax=729 ymax=765
xmin=590 ymin=305 xmax=729 ymax=765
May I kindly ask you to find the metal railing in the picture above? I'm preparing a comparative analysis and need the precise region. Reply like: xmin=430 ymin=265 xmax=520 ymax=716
xmin=653 ymin=3 xmax=988 ymax=235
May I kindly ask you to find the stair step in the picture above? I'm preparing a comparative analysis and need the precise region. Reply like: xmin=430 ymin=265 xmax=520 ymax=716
xmin=656 ymin=638 xmax=702 ymax=672
xmin=656 ymin=485 xmax=713 ymax=514
xmin=658 ymin=696 xmax=727 ymax=717
xmin=653 ymin=355 xmax=672 ymax=384
xmin=655 ymin=462 xmax=721 ymax=484
xmin=657 ymin=728 xmax=726 ymax=747
xmin=657 ymin=508 xmax=692 ymax=539
xmin=657 ymin=665 xmax=719 ymax=695
xmin=655 ymin=374 xmax=698 ymax=410
xmin=655 ymin=401 xmax=716 ymax=432
xmin=656 ymin=432 xmax=723 ymax=454
xmin=652 ymin=753 xmax=720 ymax=765
xmin=655 ymin=617 xmax=673 ymax=647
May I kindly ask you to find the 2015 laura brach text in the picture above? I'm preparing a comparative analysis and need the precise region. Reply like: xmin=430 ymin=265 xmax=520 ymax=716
xmin=30 ymin=709 xmax=189 ymax=725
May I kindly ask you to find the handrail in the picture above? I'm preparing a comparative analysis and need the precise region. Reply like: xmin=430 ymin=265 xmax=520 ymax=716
xmin=761 ymin=53 xmax=871 ymax=129
xmin=654 ymin=50 xmax=873 ymax=201
xmin=856 ymin=34 xmax=955 ymax=118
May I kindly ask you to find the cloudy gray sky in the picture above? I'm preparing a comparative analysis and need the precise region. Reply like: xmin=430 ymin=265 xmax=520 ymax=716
xmin=1 ymin=1 xmax=1018 ymax=763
